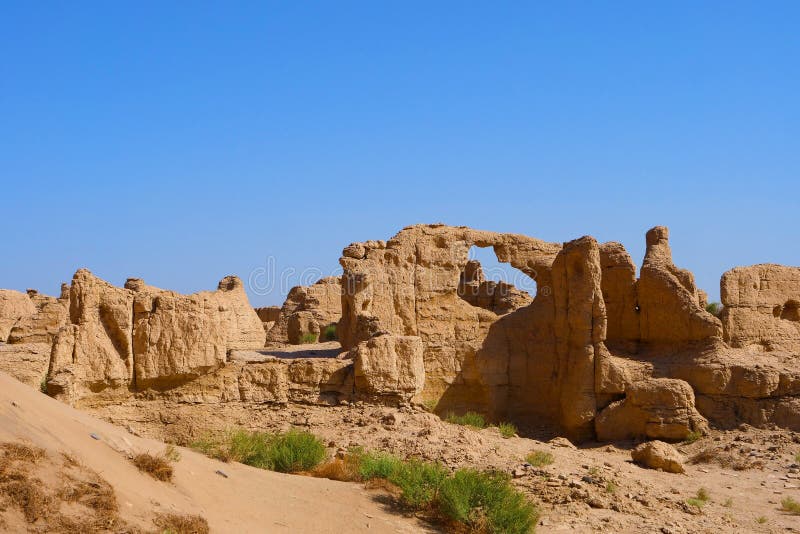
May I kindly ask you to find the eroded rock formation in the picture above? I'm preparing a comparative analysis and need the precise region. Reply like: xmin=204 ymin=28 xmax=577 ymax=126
xmin=0 ymin=289 xmax=36 ymax=341
xmin=2 ymin=222 xmax=799 ymax=442
xmin=266 ymin=277 xmax=342 ymax=344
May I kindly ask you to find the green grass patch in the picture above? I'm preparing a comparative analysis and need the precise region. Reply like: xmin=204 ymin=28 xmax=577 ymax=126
xmin=496 ymin=422 xmax=517 ymax=438
xmin=438 ymin=469 xmax=539 ymax=534
xmin=525 ymin=450 xmax=554 ymax=467
xmin=684 ymin=430 xmax=703 ymax=444
xmin=445 ymin=412 xmax=486 ymax=428
xmin=191 ymin=429 xmax=325 ymax=473
xmin=687 ymin=487 xmax=710 ymax=509
xmin=353 ymin=450 xmax=537 ymax=533
xmin=756 ymin=515 xmax=767 ymax=524
xmin=782 ymin=496 xmax=800 ymax=515
xmin=300 ymin=332 xmax=318 ymax=344
xmin=322 ymin=324 xmax=337 ymax=341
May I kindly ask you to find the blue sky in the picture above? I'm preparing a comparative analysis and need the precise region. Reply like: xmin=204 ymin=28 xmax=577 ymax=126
xmin=1 ymin=2 xmax=798 ymax=306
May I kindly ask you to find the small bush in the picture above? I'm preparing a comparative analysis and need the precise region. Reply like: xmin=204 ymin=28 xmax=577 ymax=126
xmin=313 ymin=456 xmax=362 ymax=482
xmin=359 ymin=451 xmax=404 ymax=480
xmin=189 ymin=434 xmax=231 ymax=462
xmin=605 ymin=481 xmax=617 ymax=494
xmin=684 ymin=430 xmax=703 ymax=443
xmin=782 ymin=496 xmax=800 ymax=515
xmin=438 ymin=469 xmax=539 ymax=534
xmin=525 ymin=450 xmax=554 ymax=467
xmin=706 ymin=302 xmax=722 ymax=316
xmin=132 ymin=453 xmax=173 ymax=482
xmin=497 ymin=422 xmax=517 ymax=438
xmin=267 ymin=430 xmax=326 ymax=473
xmin=422 ymin=399 xmax=438 ymax=412
xmin=756 ymin=515 xmax=767 ymax=524
xmin=389 ymin=459 xmax=447 ymax=508
xmin=322 ymin=324 xmax=337 ymax=341
xmin=300 ymin=332 xmax=318 ymax=344
xmin=39 ymin=377 xmax=48 ymax=394
xmin=723 ymin=497 xmax=733 ymax=508
xmin=445 ymin=412 xmax=486 ymax=429
xmin=191 ymin=429 xmax=325 ymax=473
xmin=687 ymin=487 xmax=710 ymax=509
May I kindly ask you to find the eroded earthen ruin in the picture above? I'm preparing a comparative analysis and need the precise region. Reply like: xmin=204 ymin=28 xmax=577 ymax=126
xmin=1 ymin=223 xmax=798 ymax=443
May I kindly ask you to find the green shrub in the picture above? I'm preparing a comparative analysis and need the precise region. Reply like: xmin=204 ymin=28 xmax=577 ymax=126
xmin=687 ymin=487 xmax=710 ymax=509
xmin=300 ymin=332 xmax=318 ymax=344
xmin=782 ymin=496 xmax=800 ymax=514
xmin=497 ymin=422 xmax=517 ymax=438
xmin=192 ymin=429 xmax=325 ymax=473
xmin=267 ymin=430 xmax=326 ymax=473
xmin=322 ymin=324 xmax=337 ymax=341
xmin=438 ymin=469 xmax=538 ymax=534
xmin=445 ymin=412 xmax=486 ymax=429
xmin=189 ymin=433 xmax=231 ymax=462
xmin=684 ymin=430 xmax=703 ymax=443
xmin=358 ymin=451 xmax=404 ymax=480
xmin=706 ymin=302 xmax=721 ymax=316
xmin=605 ymin=481 xmax=617 ymax=494
xmin=39 ymin=377 xmax=47 ymax=394
xmin=525 ymin=450 xmax=554 ymax=467
xmin=756 ymin=516 xmax=767 ymax=524
xmin=391 ymin=459 xmax=448 ymax=508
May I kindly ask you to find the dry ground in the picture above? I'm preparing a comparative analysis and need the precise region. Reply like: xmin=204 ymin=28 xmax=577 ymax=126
xmin=88 ymin=396 xmax=800 ymax=533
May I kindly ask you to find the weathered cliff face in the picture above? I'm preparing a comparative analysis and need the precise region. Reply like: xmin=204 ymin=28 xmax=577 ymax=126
xmin=338 ymin=224 xmax=800 ymax=439
xmin=7 ymin=288 xmax=70 ymax=345
xmin=46 ymin=271 xmax=267 ymax=402
xmin=637 ymin=226 xmax=723 ymax=347
xmin=719 ymin=264 xmax=800 ymax=352
xmin=4 ymin=222 xmax=798 ymax=441
xmin=266 ymin=277 xmax=342 ymax=344
xmin=0 ymin=289 xmax=36 ymax=341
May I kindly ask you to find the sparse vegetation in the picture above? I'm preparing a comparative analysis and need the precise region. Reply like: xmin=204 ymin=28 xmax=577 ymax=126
xmin=39 ymin=377 xmax=48 ymax=394
xmin=445 ymin=411 xmax=487 ymax=428
xmin=756 ymin=515 xmax=767 ymax=524
xmin=782 ymin=496 xmax=800 ymax=515
xmin=191 ymin=429 xmax=325 ymax=473
xmin=132 ymin=452 xmax=174 ymax=482
xmin=300 ymin=332 xmax=318 ymax=344
xmin=497 ymin=422 xmax=517 ymax=438
xmin=322 ymin=324 xmax=337 ymax=341
xmin=351 ymin=450 xmax=537 ymax=533
xmin=723 ymin=497 xmax=733 ymax=508
xmin=795 ymin=452 xmax=800 ymax=463
xmin=438 ymin=468 xmax=539 ymax=534
xmin=706 ymin=302 xmax=722 ymax=316
xmin=605 ymin=481 xmax=617 ymax=494
xmin=164 ymin=444 xmax=182 ymax=463
xmin=689 ymin=446 xmax=762 ymax=470
xmin=684 ymin=430 xmax=703 ymax=443
xmin=154 ymin=513 xmax=210 ymax=534
xmin=525 ymin=450 xmax=554 ymax=467
xmin=687 ymin=487 xmax=710 ymax=509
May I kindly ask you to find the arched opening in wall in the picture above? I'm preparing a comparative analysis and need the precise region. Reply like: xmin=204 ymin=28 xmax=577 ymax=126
xmin=458 ymin=246 xmax=537 ymax=315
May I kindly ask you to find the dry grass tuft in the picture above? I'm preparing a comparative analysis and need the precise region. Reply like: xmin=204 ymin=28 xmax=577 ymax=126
xmin=313 ymin=457 xmax=362 ymax=482
xmin=689 ymin=447 xmax=763 ymax=471
xmin=132 ymin=452 xmax=174 ymax=482
xmin=3 ymin=477 xmax=52 ymax=522
xmin=155 ymin=512 xmax=211 ymax=534
xmin=0 ymin=442 xmax=46 ymax=464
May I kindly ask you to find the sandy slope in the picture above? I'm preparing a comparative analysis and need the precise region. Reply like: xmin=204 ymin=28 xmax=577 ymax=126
xmin=0 ymin=372 xmax=426 ymax=533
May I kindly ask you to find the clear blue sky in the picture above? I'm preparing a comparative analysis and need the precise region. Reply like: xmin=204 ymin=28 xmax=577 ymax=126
xmin=2 ymin=2 xmax=798 ymax=306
